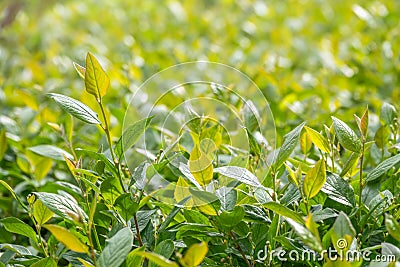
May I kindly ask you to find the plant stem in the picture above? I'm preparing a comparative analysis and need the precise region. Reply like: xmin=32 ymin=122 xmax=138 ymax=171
xmin=272 ymin=171 xmax=277 ymax=201
xmin=32 ymin=220 xmax=49 ymax=257
xmin=358 ymin=140 xmax=365 ymax=222
xmin=133 ymin=214 xmax=143 ymax=246
xmin=230 ymin=231 xmax=252 ymax=267
xmin=97 ymin=99 xmax=127 ymax=192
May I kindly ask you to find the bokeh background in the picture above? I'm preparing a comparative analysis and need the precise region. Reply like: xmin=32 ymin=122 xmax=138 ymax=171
xmin=0 ymin=0 xmax=399 ymax=147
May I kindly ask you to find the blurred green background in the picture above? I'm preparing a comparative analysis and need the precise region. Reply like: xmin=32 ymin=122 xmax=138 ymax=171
xmin=0 ymin=0 xmax=399 ymax=143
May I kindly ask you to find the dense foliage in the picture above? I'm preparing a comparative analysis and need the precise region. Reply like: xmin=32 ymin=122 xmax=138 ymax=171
xmin=0 ymin=1 xmax=400 ymax=266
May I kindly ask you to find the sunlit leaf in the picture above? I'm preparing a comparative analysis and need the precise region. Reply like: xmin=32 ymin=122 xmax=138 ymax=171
xmin=304 ymin=126 xmax=330 ymax=153
xmin=181 ymin=242 xmax=208 ymax=267
xmin=332 ymin=117 xmax=361 ymax=153
xmin=47 ymin=93 xmax=101 ymax=124
xmin=274 ymin=122 xmax=306 ymax=169
xmin=33 ymin=199 xmax=54 ymax=225
xmin=29 ymin=144 xmax=73 ymax=161
xmin=44 ymin=224 xmax=89 ymax=253
xmin=85 ymin=52 xmax=110 ymax=100
xmin=303 ymin=159 xmax=326 ymax=199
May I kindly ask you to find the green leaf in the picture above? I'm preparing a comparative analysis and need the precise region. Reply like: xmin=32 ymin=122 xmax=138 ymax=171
xmin=0 ymin=129 xmax=7 ymax=160
xmin=242 ymin=204 xmax=271 ymax=223
xmin=33 ymin=192 xmax=88 ymax=222
xmin=115 ymin=193 xmax=137 ymax=222
xmin=340 ymin=152 xmax=359 ymax=177
xmin=303 ymin=159 xmax=326 ymax=199
xmin=33 ymin=199 xmax=54 ymax=225
xmin=28 ymin=144 xmax=73 ymax=161
xmin=150 ymin=240 xmax=175 ymax=267
xmin=381 ymin=102 xmax=397 ymax=125
xmin=189 ymin=188 xmax=221 ymax=216
xmin=321 ymin=172 xmax=355 ymax=207
xmin=115 ymin=117 xmax=153 ymax=159
xmin=126 ymin=246 xmax=145 ymax=267
xmin=366 ymin=153 xmax=400 ymax=182
xmin=374 ymin=125 xmax=390 ymax=149
xmin=242 ymin=100 xmax=259 ymax=132
xmin=381 ymin=242 xmax=400 ymax=259
xmin=101 ymin=177 xmax=123 ymax=205
xmin=254 ymin=187 xmax=274 ymax=204
xmin=176 ymin=223 xmax=221 ymax=240
xmin=0 ymin=217 xmax=37 ymax=242
xmin=263 ymin=202 xmax=303 ymax=224
xmin=47 ymin=93 xmax=101 ymax=124
xmin=85 ymin=52 xmax=110 ymax=100
xmin=330 ymin=212 xmax=356 ymax=252
xmin=0 ymin=244 xmax=32 ymax=255
xmin=31 ymin=257 xmax=57 ymax=267
xmin=181 ymin=242 xmax=208 ymax=267
xmin=274 ymin=121 xmax=306 ymax=169
xmin=214 ymin=166 xmax=262 ymax=188
xmin=385 ymin=214 xmax=400 ymax=242
xmin=75 ymin=149 xmax=117 ymax=176
xmin=217 ymin=206 xmax=245 ymax=228
xmin=183 ymin=209 xmax=211 ymax=225
xmin=215 ymin=186 xmax=237 ymax=211
xmin=304 ymin=126 xmax=330 ymax=153
xmin=245 ymin=128 xmax=262 ymax=158
xmin=43 ymin=224 xmax=89 ymax=253
xmin=331 ymin=117 xmax=361 ymax=153
xmin=158 ymin=197 xmax=190 ymax=233
xmin=98 ymin=227 xmax=133 ymax=267
xmin=285 ymin=218 xmax=323 ymax=253
xmin=0 ymin=180 xmax=28 ymax=211
xmin=136 ymin=251 xmax=179 ymax=267
xmin=73 ymin=62 xmax=86 ymax=79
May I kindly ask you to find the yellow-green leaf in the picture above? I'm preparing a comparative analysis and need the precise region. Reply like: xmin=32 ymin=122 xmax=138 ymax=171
xmin=0 ymin=129 xmax=7 ymax=160
xmin=78 ymin=258 xmax=95 ymax=267
xmin=303 ymin=159 xmax=326 ymax=199
xmin=44 ymin=224 xmax=89 ymax=253
xmin=305 ymin=213 xmax=321 ymax=241
xmin=300 ymin=131 xmax=312 ymax=154
xmin=136 ymin=251 xmax=179 ymax=267
xmin=181 ymin=242 xmax=208 ymax=267
xmin=304 ymin=126 xmax=330 ymax=153
xmin=73 ymin=62 xmax=86 ymax=79
xmin=285 ymin=164 xmax=300 ymax=187
xmin=189 ymin=144 xmax=213 ymax=186
xmin=33 ymin=200 xmax=54 ymax=225
xmin=126 ymin=246 xmax=145 ymax=267
xmin=85 ymin=52 xmax=109 ymax=100
xmin=174 ymin=177 xmax=193 ymax=206
xmin=355 ymin=107 xmax=368 ymax=137
xmin=34 ymin=158 xmax=53 ymax=181
xmin=31 ymin=257 xmax=57 ymax=267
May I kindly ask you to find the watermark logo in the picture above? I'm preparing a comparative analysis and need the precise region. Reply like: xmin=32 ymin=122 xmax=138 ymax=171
xmin=256 ymin=239 xmax=397 ymax=263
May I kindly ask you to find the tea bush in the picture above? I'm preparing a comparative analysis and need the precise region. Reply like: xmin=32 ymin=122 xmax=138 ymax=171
xmin=0 ymin=1 xmax=400 ymax=267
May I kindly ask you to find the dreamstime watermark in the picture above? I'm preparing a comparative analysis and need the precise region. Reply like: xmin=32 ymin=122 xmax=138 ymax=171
xmin=256 ymin=239 xmax=397 ymax=263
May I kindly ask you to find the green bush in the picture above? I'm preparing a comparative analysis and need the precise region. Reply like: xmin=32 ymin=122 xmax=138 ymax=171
xmin=0 ymin=1 xmax=400 ymax=266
